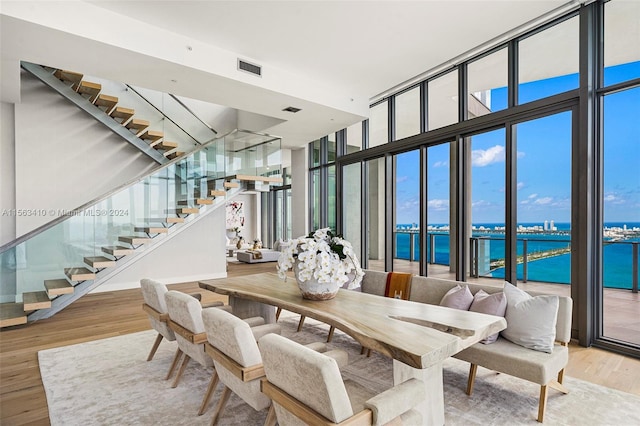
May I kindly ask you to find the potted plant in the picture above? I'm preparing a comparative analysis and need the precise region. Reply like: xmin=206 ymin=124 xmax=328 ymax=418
xmin=277 ymin=228 xmax=364 ymax=300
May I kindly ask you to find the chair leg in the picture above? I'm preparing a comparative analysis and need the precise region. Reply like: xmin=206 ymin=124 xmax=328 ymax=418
xmin=366 ymin=349 xmax=372 ymax=357
xmin=171 ymin=354 xmax=191 ymax=388
xmin=147 ymin=334 xmax=164 ymax=361
xmin=327 ymin=326 xmax=335 ymax=343
xmin=198 ymin=371 xmax=219 ymax=416
xmin=466 ymin=364 xmax=478 ymax=396
xmin=557 ymin=368 xmax=565 ymax=384
xmin=210 ymin=385 xmax=232 ymax=426
xmin=538 ymin=385 xmax=548 ymax=423
xmin=165 ymin=348 xmax=183 ymax=380
xmin=296 ymin=315 xmax=306 ymax=332
xmin=264 ymin=404 xmax=277 ymax=426
xmin=275 ymin=307 xmax=282 ymax=321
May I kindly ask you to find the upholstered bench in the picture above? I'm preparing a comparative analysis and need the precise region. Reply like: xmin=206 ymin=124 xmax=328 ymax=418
xmin=409 ymin=275 xmax=572 ymax=423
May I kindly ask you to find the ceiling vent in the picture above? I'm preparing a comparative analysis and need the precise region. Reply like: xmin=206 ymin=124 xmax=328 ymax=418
xmin=282 ymin=106 xmax=301 ymax=113
xmin=238 ymin=59 xmax=262 ymax=77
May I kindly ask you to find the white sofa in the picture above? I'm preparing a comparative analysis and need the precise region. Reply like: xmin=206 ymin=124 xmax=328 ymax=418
xmin=236 ymin=249 xmax=280 ymax=263
xmin=360 ymin=270 xmax=572 ymax=423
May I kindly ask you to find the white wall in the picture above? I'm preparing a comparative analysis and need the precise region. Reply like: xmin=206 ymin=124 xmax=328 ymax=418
xmin=230 ymin=193 xmax=261 ymax=244
xmin=0 ymin=102 xmax=16 ymax=245
xmin=291 ymin=146 xmax=308 ymax=238
xmin=13 ymin=71 xmax=157 ymax=237
xmin=93 ymin=204 xmax=227 ymax=292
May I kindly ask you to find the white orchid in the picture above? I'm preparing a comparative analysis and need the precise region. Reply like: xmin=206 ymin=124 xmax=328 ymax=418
xmin=277 ymin=227 xmax=364 ymax=289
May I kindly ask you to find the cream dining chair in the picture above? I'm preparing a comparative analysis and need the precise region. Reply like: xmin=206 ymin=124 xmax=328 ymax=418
xmin=141 ymin=279 xmax=225 ymax=379
xmin=259 ymin=333 xmax=425 ymax=426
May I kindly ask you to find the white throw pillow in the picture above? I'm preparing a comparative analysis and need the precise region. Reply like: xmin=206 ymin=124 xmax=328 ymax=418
xmin=469 ymin=290 xmax=507 ymax=344
xmin=502 ymin=282 xmax=559 ymax=353
xmin=439 ymin=285 xmax=474 ymax=311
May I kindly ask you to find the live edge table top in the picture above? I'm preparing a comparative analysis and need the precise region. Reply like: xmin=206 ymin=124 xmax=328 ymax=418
xmin=199 ymin=272 xmax=506 ymax=370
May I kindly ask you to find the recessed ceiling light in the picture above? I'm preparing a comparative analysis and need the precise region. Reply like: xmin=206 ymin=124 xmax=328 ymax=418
xmin=282 ymin=106 xmax=301 ymax=113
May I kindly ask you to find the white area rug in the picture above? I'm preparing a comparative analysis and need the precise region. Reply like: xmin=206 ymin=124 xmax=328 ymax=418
xmin=39 ymin=313 xmax=640 ymax=426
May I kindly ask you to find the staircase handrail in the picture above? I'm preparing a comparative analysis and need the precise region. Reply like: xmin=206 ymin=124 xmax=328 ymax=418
xmin=125 ymin=84 xmax=217 ymax=144
xmin=168 ymin=93 xmax=218 ymax=135
xmin=0 ymin=129 xmax=237 ymax=254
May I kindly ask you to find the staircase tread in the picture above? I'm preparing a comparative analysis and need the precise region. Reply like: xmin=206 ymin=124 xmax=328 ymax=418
xmin=210 ymin=190 xmax=226 ymax=197
xmin=53 ymin=69 xmax=83 ymax=84
xmin=140 ymin=130 xmax=163 ymax=142
xmin=179 ymin=207 xmax=199 ymax=214
xmin=64 ymin=267 xmax=96 ymax=281
xmin=134 ymin=226 xmax=168 ymax=233
xmin=84 ymin=256 xmax=117 ymax=267
xmin=153 ymin=141 xmax=178 ymax=150
xmin=0 ymin=303 xmax=27 ymax=327
xmin=23 ymin=291 xmax=52 ymax=311
xmin=125 ymin=118 xmax=150 ymax=130
xmin=94 ymin=94 xmax=119 ymax=110
xmin=224 ymin=182 xmax=240 ymax=188
xmin=109 ymin=107 xmax=135 ymax=120
xmin=101 ymin=246 xmax=135 ymax=256
xmin=166 ymin=151 xmax=184 ymax=160
xmin=118 ymin=236 xmax=152 ymax=244
xmin=178 ymin=198 xmax=213 ymax=205
xmin=44 ymin=279 xmax=74 ymax=296
xmin=226 ymin=174 xmax=284 ymax=184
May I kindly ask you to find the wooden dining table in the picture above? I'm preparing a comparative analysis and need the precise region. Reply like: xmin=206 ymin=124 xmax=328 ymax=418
xmin=199 ymin=272 xmax=506 ymax=425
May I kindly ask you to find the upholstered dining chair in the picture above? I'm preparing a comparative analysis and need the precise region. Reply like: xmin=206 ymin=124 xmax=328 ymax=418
xmin=199 ymin=307 xmax=282 ymax=423
xmin=141 ymin=279 xmax=225 ymax=379
xmin=200 ymin=308 xmax=349 ymax=424
xmin=259 ymin=333 xmax=425 ymax=426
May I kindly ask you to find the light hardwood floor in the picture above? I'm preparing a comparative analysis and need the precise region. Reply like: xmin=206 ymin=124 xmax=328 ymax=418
xmin=1 ymin=261 xmax=639 ymax=425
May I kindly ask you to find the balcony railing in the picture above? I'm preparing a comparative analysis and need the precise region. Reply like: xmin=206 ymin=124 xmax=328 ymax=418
xmin=393 ymin=230 xmax=639 ymax=292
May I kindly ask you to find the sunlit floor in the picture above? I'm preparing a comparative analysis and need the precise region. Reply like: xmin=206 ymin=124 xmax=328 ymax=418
xmin=368 ymin=258 xmax=640 ymax=347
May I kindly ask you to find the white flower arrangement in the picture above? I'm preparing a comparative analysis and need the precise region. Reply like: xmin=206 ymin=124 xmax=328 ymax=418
xmin=277 ymin=228 xmax=364 ymax=289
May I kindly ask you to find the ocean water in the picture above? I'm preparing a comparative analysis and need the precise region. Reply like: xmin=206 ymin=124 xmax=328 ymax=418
xmin=395 ymin=223 xmax=639 ymax=289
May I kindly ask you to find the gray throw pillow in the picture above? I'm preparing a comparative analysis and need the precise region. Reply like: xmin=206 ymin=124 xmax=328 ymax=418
xmin=469 ymin=290 xmax=507 ymax=344
xmin=501 ymin=282 xmax=559 ymax=353
xmin=439 ymin=285 xmax=473 ymax=311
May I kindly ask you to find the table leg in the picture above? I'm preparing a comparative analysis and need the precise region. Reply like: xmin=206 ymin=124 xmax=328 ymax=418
xmin=229 ymin=295 xmax=276 ymax=323
xmin=393 ymin=360 xmax=445 ymax=426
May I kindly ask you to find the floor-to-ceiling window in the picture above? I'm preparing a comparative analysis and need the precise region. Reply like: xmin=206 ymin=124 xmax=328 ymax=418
xmin=318 ymin=0 xmax=639 ymax=355
xmin=427 ymin=142 xmax=453 ymax=276
xmin=466 ymin=129 xmax=506 ymax=280
xmin=597 ymin=0 xmax=640 ymax=353
xmin=515 ymin=112 xmax=573 ymax=290
xmin=394 ymin=150 xmax=420 ymax=271
xmin=366 ymin=157 xmax=386 ymax=271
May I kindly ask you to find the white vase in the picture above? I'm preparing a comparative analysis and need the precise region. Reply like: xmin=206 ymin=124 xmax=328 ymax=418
xmin=293 ymin=261 xmax=340 ymax=300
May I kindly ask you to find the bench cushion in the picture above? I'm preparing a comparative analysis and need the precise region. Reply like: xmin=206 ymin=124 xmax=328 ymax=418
xmin=454 ymin=338 xmax=568 ymax=385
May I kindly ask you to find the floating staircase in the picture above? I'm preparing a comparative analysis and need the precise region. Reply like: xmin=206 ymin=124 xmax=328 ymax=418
xmin=34 ymin=64 xmax=187 ymax=162
xmin=0 ymin=171 xmax=286 ymax=328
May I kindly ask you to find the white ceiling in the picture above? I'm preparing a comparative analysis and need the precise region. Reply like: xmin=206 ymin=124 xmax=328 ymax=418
xmin=2 ymin=0 xmax=576 ymax=148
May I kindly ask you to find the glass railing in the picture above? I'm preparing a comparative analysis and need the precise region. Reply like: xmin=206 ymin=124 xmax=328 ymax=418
xmin=223 ymin=130 xmax=282 ymax=178
xmin=393 ymin=230 xmax=639 ymax=291
xmin=0 ymin=130 xmax=281 ymax=306
xmin=126 ymin=85 xmax=218 ymax=148
xmin=62 ymin=68 xmax=219 ymax=154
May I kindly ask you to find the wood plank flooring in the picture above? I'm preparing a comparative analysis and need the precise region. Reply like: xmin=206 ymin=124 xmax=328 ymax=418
xmin=1 ymin=261 xmax=639 ymax=425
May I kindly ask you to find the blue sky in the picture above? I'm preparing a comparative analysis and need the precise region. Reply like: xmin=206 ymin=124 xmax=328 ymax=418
xmin=395 ymin=62 xmax=640 ymax=226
